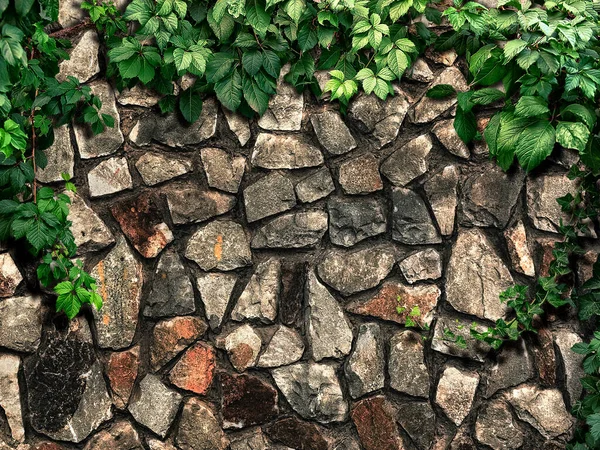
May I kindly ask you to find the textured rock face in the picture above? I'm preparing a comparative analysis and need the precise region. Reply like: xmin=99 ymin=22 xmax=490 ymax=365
xmin=505 ymin=220 xmax=536 ymax=276
xmin=435 ymin=366 xmax=480 ymax=426
xmin=152 ymin=99 xmax=218 ymax=147
xmin=58 ymin=30 xmax=100 ymax=83
xmin=351 ymin=396 xmax=405 ymax=450
xmin=105 ymin=347 xmax=139 ymax=409
xmin=528 ymin=174 xmax=579 ymax=233
xmin=177 ymin=398 xmax=229 ymax=450
xmin=258 ymin=325 xmax=305 ymax=368
xmin=265 ymin=418 xmax=330 ymax=450
xmin=0 ymin=295 xmax=42 ymax=352
xmin=196 ymin=272 xmax=238 ymax=329
xmin=398 ymin=249 xmax=442 ymax=284
xmin=219 ymin=324 xmax=262 ymax=372
xmin=311 ymin=111 xmax=356 ymax=155
xmin=201 ymin=147 xmax=246 ymax=193
xmin=554 ymin=329 xmax=585 ymax=405
xmin=67 ymin=192 xmax=115 ymax=254
xmin=258 ymin=72 xmax=304 ymax=131
xmin=475 ymin=399 xmax=524 ymax=450
xmin=135 ymin=153 xmax=192 ymax=186
xmin=432 ymin=119 xmax=470 ymax=159
xmin=389 ymin=330 xmax=430 ymax=398
xmin=252 ymin=134 xmax=323 ymax=169
xmin=397 ymin=402 xmax=436 ymax=450
xmin=412 ymin=66 xmax=468 ymax=123
xmin=165 ymin=184 xmax=236 ymax=225
xmin=345 ymin=323 xmax=384 ymax=398
xmin=224 ymin=109 xmax=251 ymax=146
xmin=251 ymin=210 xmax=328 ymax=248
xmin=432 ymin=316 xmax=491 ymax=362
xmin=338 ymin=153 xmax=383 ymax=195
xmin=328 ymin=197 xmax=386 ymax=247
xmin=244 ymin=172 xmax=296 ymax=223
xmin=0 ymin=253 xmax=22 ymax=298
xmin=37 ymin=125 xmax=74 ymax=183
xmin=83 ymin=420 xmax=142 ymax=450
xmin=485 ymin=340 xmax=534 ymax=397
xmin=232 ymin=258 xmax=280 ymax=323
xmin=220 ymin=372 xmax=279 ymax=428
xmin=424 ymin=165 xmax=459 ymax=235
xmin=150 ymin=316 xmax=207 ymax=371
xmin=295 ymin=167 xmax=335 ymax=203
xmin=87 ymin=157 xmax=133 ymax=197
xmin=381 ymin=135 xmax=432 ymax=186
xmin=0 ymin=354 xmax=24 ymax=442
xmin=392 ymin=188 xmax=441 ymax=244
xmin=169 ymin=342 xmax=216 ymax=395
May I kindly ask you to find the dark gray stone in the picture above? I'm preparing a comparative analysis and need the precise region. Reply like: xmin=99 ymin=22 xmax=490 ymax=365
xmin=381 ymin=134 xmax=432 ymax=186
xmin=153 ymin=99 xmax=218 ymax=147
xmin=201 ymin=147 xmax=246 ymax=194
xmin=344 ymin=323 xmax=384 ymax=398
xmin=196 ymin=272 xmax=238 ymax=330
xmin=475 ymin=399 xmax=524 ymax=450
xmin=485 ymin=340 xmax=534 ymax=397
xmin=397 ymin=402 xmax=436 ymax=450
xmin=244 ymin=172 xmax=296 ymax=223
xmin=398 ymin=249 xmax=442 ymax=284
xmin=257 ymin=325 xmax=305 ymax=368
xmin=295 ymin=168 xmax=335 ymax=204
xmin=424 ymin=165 xmax=459 ymax=236
xmin=251 ymin=210 xmax=328 ymax=248
xmin=328 ymin=197 xmax=386 ymax=247
xmin=0 ymin=295 xmax=42 ymax=352
xmin=392 ymin=187 xmax=441 ymax=245
xmin=389 ymin=330 xmax=430 ymax=398
xmin=310 ymin=110 xmax=356 ymax=155
xmin=231 ymin=258 xmax=280 ymax=323
xmin=432 ymin=119 xmax=470 ymax=159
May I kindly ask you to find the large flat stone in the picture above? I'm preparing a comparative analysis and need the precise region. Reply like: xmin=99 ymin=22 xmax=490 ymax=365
xmin=135 ymin=153 xmax=192 ymax=186
xmin=152 ymin=99 xmax=218 ymax=147
xmin=338 ymin=153 xmax=383 ymax=195
xmin=220 ymin=372 xmax=279 ymax=428
xmin=435 ymin=366 xmax=479 ymax=426
xmin=310 ymin=110 xmax=356 ymax=155
xmin=392 ymin=188 xmax=441 ymax=245
xmin=176 ymin=398 xmax=229 ymax=450
xmin=257 ymin=325 xmax=305 ymax=368
xmin=295 ymin=168 xmax=335 ymax=203
xmin=258 ymin=71 xmax=304 ymax=131
xmin=251 ymin=134 xmax=323 ymax=169
xmin=87 ymin=157 xmax=133 ymax=198
xmin=0 ymin=295 xmax=42 ymax=352
xmin=243 ymin=172 xmax=296 ymax=223
xmin=201 ymin=147 xmax=246 ymax=194
xmin=381 ymin=135 xmax=432 ymax=186
xmin=251 ymin=210 xmax=328 ymax=248
xmin=527 ymin=174 xmax=582 ymax=234
xmin=37 ymin=125 xmax=74 ymax=183
xmin=57 ymin=30 xmax=100 ymax=83
xmin=165 ymin=184 xmax=236 ymax=225
xmin=67 ymin=192 xmax=114 ymax=254
xmin=196 ymin=272 xmax=238 ymax=329
xmin=328 ymin=197 xmax=386 ymax=247
xmin=411 ymin=67 xmax=468 ymax=123
xmin=231 ymin=258 xmax=280 ymax=323
xmin=389 ymin=330 xmax=430 ymax=398
xmin=344 ymin=323 xmax=384 ymax=398
xmin=424 ymin=165 xmax=459 ymax=235
xmin=0 ymin=354 xmax=24 ymax=442
xmin=351 ymin=396 xmax=405 ymax=450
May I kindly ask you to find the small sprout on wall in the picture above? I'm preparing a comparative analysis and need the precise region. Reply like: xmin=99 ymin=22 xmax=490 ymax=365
xmin=396 ymin=296 xmax=430 ymax=340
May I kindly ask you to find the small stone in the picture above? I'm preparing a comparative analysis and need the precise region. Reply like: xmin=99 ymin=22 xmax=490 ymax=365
xmin=258 ymin=70 xmax=304 ymax=131
xmin=389 ymin=330 xmax=430 ymax=398
xmin=58 ymin=0 xmax=85 ymax=27
xmin=232 ymin=258 xmax=280 ymax=323
xmin=280 ymin=261 xmax=306 ymax=326
xmin=0 ymin=295 xmax=42 ymax=352
xmin=87 ymin=157 xmax=133 ymax=198
xmin=257 ymin=325 xmax=305 ymax=368
xmin=153 ymin=99 xmax=217 ymax=147
xmin=129 ymin=117 xmax=155 ymax=146
xmin=310 ymin=110 xmax=357 ymax=155
xmin=135 ymin=153 xmax=192 ymax=186
xmin=201 ymin=148 xmax=246 ymax=194
xmin=397 ymin=402 xmax=436 ymax=450
xmin=0 ymin=253 xmax=22 ymax=297
xmin=177 ymin=398 xmax=229 ymax=450
xmin=446 ymin=228 xmax=513 ymax=321
xmin=91 ymin=237 xmax=143 ymax=349
xmin=66 ymin=192 xmax=114 ymax=254
xmin=144 ymin=248 xmax=195 ymax=318
xmin=318 ymin=246 xmax=395 ymax=295
xmin=265 ymin=418 xmax=330 ymax=450
xmin=196 ymin=272 xmax=238 ymax=330
xmin=117 ymin=85 xmax=163 ymax=108
xmin=150 ymin=316 xmax=207 ymax=371
xmin=224 ymin=109 xmax=251 ymax=146
xmin=83 ymin=420 xmax=143 ymax=450
xmin=392 ymin=188 xmax=441 ymax=245
xmin=0 ymin=354 xmax=24 ymax=442
xmin=37 ymin=125 xmax=74 ymax=183
xmin=485 ymin=340 xmax=534 ymax=397
xmin=435 ymin=366 xmax=480 ymax=426
xmin=307 ymin=271 xmax=354 ymax=361
xmin=169 ymin=342 xmax=216 ymax=395
xmin=220 ymin=372 xmax=279 ymax=428
xmin=272 ymin=362 xmax=348 ymax=423
xmin=251 ymin=133 xmax=324 ymax=169
xmin=424 ymin=165 xmax=459 ymax=235
xmin=219 ymin=324 xmax=262 ymax=372
xmin=505 ymin=220 xmax=535 ymax=276
xmin=244 ymin=172 xmax=296 ymax=223
xmin=554 ymin=329 xmax=585 ymax=405
xmin=128 ymin=375 xmax=182 ymax=438
xmin=105 ymin=347 xmax=139 ymax=409
xmin=398 ymin=249 xmax=442 ymax=284
xmin=74 ymin=81 xmax=124 ymax=159
xmin=295 ymin=168 xmax=335 ymax=203
xmin=577 ymin=250 xmax=598 ymax=286
xmin=412 ymin=67 xmax=468 ymax=123
xmin=338 ymin=153 xmax=383 ymax=195
xmin=432 ymin=119 xmax=470 ymax=159
xmin=431 ymin=316 xmax=491 ymax=362
xmin=344 ymin=323 xmax=384 ymax=398
xmin=165 ymin=184 xmax=236 ymax=225
xmin=229 ymin=428 xmax=272 ymax=450
xmin=328 ymin=197 xmax=386 ymax=247
xmin=428 ymin=48 xmax=458 ymax=66
xmin=351 ymin=396 xmax=405 ymax=450
xmin=475 ymin=400 xmax=524 ymax=450
xmin=406 ymin=58 xmax=434 ymax=83
xmin=147 ymin=439 xmax=178 ymax=450
xmin=57 ymin=30 xmax=99 ymax=83
xmin=185 ymin=220 xmax=252 ymax=271
xmin=251 ymin=210 xmax=328 ymax=248
xmin=381 ymin=135 xmax=432 ymax=186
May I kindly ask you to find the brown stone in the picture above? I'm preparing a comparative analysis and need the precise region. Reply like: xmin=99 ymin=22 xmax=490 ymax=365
xmin=280 ymin=260 xmax=307 ymax=325
xmin=531 ymin=327 xmax=557 ymax=385
xmin=169 ymin=342 xmax=215 ymax=395
xmin=505 ymin=221 xmax=535 ymax=277
xmin=351 ymin=396 xmax=405 ymax=450
xmin=177 ymin=398 xmax=229 ymax=450
xmin=105 ymin=347 xmax=139 ymax=409
xmin=150 ymin=317 xmax=208 ymax=371
xmin=338 ymin=153 xmax=383 ymax=195
xmin=83 ymin=420 xmax=143 ymax=450
xmin=536 ymin=237 xmax=561 ymax=277
xmin=0 ymin=253 xmax=22 ymax=298
xmin=265 ymin=417 xmax=330 ymax=450
xmin=33 ymin=443 xmax=67 ymax=450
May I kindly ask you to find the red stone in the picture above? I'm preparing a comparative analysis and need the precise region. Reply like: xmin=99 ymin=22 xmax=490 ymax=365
xmin=105 ymin=346 xmax=139 ymax=409
xmin=169 ymin=342 xmax=216 ymax=395
xmin=220 ymin=372 xmax=278 ymax=428
xmin=150 ymin=316 xmax=208 ymax=370
xmin=531 ymin=327 xmax=557 ymax=385
xmin=351 ymin=396 xmax=405 ymax=450
xmin=265 ymin=417 xmax=329 ymax=450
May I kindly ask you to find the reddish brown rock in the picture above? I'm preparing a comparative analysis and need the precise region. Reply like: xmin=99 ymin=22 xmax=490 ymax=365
xmin=83 ymin=420 xmax=143 ymax=450
xmin=105 ymin=346 xmax=139 ymax=409
xmin=150 ymin=317 xmax=208 ymax=371
xmin=169 ymin=342 xmax=216 ymax=395
xmin=34 ymin=443 xmax=67 ymax=450
xmin=536 ymin=237 xmax=561 ymax=277
xmin=338 ymin=153 xmax=383 ymax=195
xmin=531 ymin=327 xmax=557 ymax=385
xmin=577 ymin=250 xmax=598 ymax=286
xmin=351 ymin=396 xmax=405 ymax=450
xmin=265 ymin=417 xmax=330 ymax=450
xmin=280 ymin=260 xmax=307 ymax=325
xmin=505 ymin=221 xmax=535 ymax=277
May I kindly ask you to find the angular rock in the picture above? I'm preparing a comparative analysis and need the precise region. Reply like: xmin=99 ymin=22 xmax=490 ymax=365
xmin=554 ymin=329 xmax=585 ymax=405
xmin=531 ymin=327 xmax=558 ymax=386
xmin=244 ymin=172 xmax=296 ymax=223
xmin=105 ymin=346 xmax=139 ymax=409
xmin=196 ymin=272 xmax=238 ymax=329
xmin=351 ymin=396 xmax=405 ymax=450
xmin=58 ymin=0 xmax=86 ymax=27
xmin=272 ymin=362 xmax=348 ymax=423
xmin=485 ymin=340 xmax=534 ymax=397
xmin=0 ymin=295 xmax=42 ymax=352
xmin=165 ymin=184 xmax=236 ymax=225
xmin=218 ymin=324 xmax=262 ymax=372
xmin=220 ymin=372 xmax=279 ymax=428
xmin=224 ymin=109 xmax=251 ymax=146
xmin=67 ymin=192 xmax=115 ymax=254
xmin=389 ymin=330 xmax=430 ymax=398
xmin=128 ymin=375 xmax=182 ymax=438
xmin=185 ymin=220 xmax=252 ymax=271
xmin=427 ymin=48 xmax=458 ymax=66
xmin=117 ymin=85 xmax=163 ymax=108
xmin=83 ymin=420 xmax=143 ymax=450
xmin=432 ymin=119 xmax=470 ymax=159
xmin=91 ymin=237 xmax=143 ymax=349
xmin=257 ymin=325 xmax=305 ymax=368
xmin=251 ymin=134 xmax=323 ymax=169
xmin=229 ymin=428 xmax=269 ymax=450
xmin=74 ymin=81 xmax=123 ymax=159
xmin=318 ymin=246 xmax=395 ymax=295
xmin=528 ymin=174 xmax=581 ymax=234
xmin=280 ymin=260 xmax=306 ymax=326
xmin=144 ymin=248 xmax=195 ymax=317
xmin=344 ymin=323 xmax=384 ymax=398
xmin=412 ymin=67 xmax=468 ymax=123
xmin=295 ymin=167 xmax=335 ymax=204
xmin=251 ymin=210 xmax=328 ymax=248
xmin=152 ymin=99 xmax=217 ymax=147
xmin=135 ymin=153 xmax=192 ymax=186
xmin=87 ymin=157 xmax=133 ymax=198
xmin=392 ymin=188 xmax=441 ymax=245
xmin=232 ymin=258 xmax=280 ymax=323
xmin=177 ymin=398 xmax=229 ymax=450
xmin=201 ymin=148 xmax=246 ymax=194
xmin=169 ymin=342 xmax=216 ymax=395
xmin=505 ymin=220 xmax=535 ymax=277
xmin=37 ymin=125 xmax=74 ymax=183
xmin=328 ymin=197 xmax=386 ymax=247
xmin=310 ymin=110 xmax=356 ymax=155
xmin=338 ymin=153 xmax=383 ymax=195
xmin=398 ymin=249 xmax=442 ymax=284
xmin=381 ymin=135 xmax=432 ymax=186
xmin=475 ymin=399 xmax=524 ymax=450
xmin=397 ymin=402 xmax=436 ymax=450
xmin=424 ymin=165 xmax=459 ymax=235
xmin=265 ymin=418 xmax=330 ymax=450
xmin=431 ymin=316 xmax=491 ymax=362
xmin=446 ymin=228 xmax=513 ymax=321
xmin=0 ymin=253 xmax=22 ymax=298
xmin=57 ymin=30 xmax=100 ymax=83
xmin=0 ymin=354 xmax=24 ymax=442
xmin=147 ymin=439 xmax=178 ymax=450
xmin=307 ymin=271 xmax=354 ymax=361
xmin=150 ymin=316 xmax=207 ymax=371
xmin=435 ymin=366 xmax=479 ymax=426
xmin=258 ymin=71 xmax=304 ymax=131
xmin=406 ymin=58 xmax=434 ymax=83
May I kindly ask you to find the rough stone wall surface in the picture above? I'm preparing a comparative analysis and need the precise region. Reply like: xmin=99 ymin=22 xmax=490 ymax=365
xmin=0 ymin=25 xmax=592 ymax=450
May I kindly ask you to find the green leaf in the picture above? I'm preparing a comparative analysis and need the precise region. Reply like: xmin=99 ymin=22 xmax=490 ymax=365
xmin=54 ymin=281 xmax=74 ymax=295
xmin=556 ymin=122 xmax=590 ymax=153
xmin=179 ymin=89 xmax=203 ymax=123
xmin=56 ymin=292 xmax=82 ymax=320
xmin=484 ymin=113 xmax=502 ymax=157
xmin=561 ymin=105 xmax=596 ymax=130
xmin=454 ymin=107 xmax=477 ymax=143
xmin=242 ymin=50 xmax=263 ymax=76
xmin=247 ymin=1 xmax=270 ymax=35
xmin=474 ymin=55 xmax=508 ymax=86
xmin=298 ymin=24 xmax=318 ymax=51
xmin=503 ymin=39 xmax=527 ymax=61
xmin=470 ymin=88 xmax=504 ymax=105
xmin=208 ymin=8 xmax=235 ymax=40
xmin=15 ymin=0 xmax=35 ymax=16
xmin=262 ymin=50 xmax=281 ymax=78
xmin=495 ymin=112 xmax=536 ymax=171
xmin=285 ymin=0 xmax=305 ymax=23
xmin=243 ymin=75 xmax=270 ymax=114
xmin=387 ymin=49 xmax=409 ymax=79
xmin=215 ymin=70 xmax=243 ymax=111
xmin=118 ymin=57 xmax=142 ymax=79
xmin=206 ymin=52 xmax=235 ymax=83
xmin=514 ymin=120 xmax=555 ymax=171
xmin=426 ymin=84 xmax=456 ymax=99
xmin=515 ymin=96 xmax=550 ymax=118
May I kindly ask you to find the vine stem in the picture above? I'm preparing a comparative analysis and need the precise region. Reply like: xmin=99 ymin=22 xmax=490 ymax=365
xmin=29 ymin=46 xmax=38 ymax=204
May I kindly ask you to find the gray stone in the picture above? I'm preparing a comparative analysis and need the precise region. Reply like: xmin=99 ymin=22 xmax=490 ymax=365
xmin=91 ymin=237 xmax=143 ymax=349
xmin=196 ymin=272 xmax=238 ymax=330
xmin=251 ymin=210 xmax=328 ymax=249
xmin=83 ymin=420 xmax=143 ymax=450
xmin=0 ymin=354 xmax=23 ymax=442
xmin=554 ymin=329 xmax=585 ymax=405
xmin=0 ymin=253 xmax=22 ymax=298
xmin=251 ymin=133 xmax=324 ymax=169
xmin=129 ymin=375 xmax=182 ymax=438
xmin=432 ymin=119 xmax=470 ymax=159
xmin=424 ymin=165 xmax=459 ymax=235
xmin=475 ymin=399 xmax=524 ymax=450
xmin=224 ymin=109 xmax=251 ymax=146
xmin=412 ymin=67 xmax=468 ymax=123
xmin=66 ymin=192 xmax=115 ymax=254
xmin=135 ymin=153 xmax=192 ymax=186
xmin=446 ymin=228 xmax=513 ymax=321
xmin=87 ymin=157 xmax=133 ymax=198
xmin=74 ymin=81 xmax=124 ymax=158
xmin=272 ymin=362 xmax=348 ymax=423
xmin=37 ymin=125 xmax=74 ymax=183
xmin=328 ymin=197 xmax=386 ymax=247
xmin=389 ymin=330 xmax=430 ymax=398
xmin=177 ymin=398 xmax=229 ymax=450
xmin=295 ymin=168 xmax=335 ymax=203
xmin=435 ymin=366 xmax=479 ymax=426
xmin=0 ymin=295 xmax=42 ymax=352
xmin=431 ymin=316 xmax=491 ymax=362
xmin=244 ymin=172 xmax=296 ymax=223
xmin=144 ymin=248 xmax=195 ymax=318
xmin=129 ymin=116 xmax=156 ymax=146
xmin=218 ymin=324 xmax=262 ymax=372
xmin=505 ymin=220 xmax=536 ymax=277
xmin=307 ymin=271 xmax=353 ymax=361
xmin=485 ymin=340 xmax=534 ymax=397
xmin=406 ymin=58 xmax=434 ymax=83
xmin=185 ymin=220 xmax=252 ymax=271
xmin=232 ymin=258 xmax=280 ymax=323
xmin=117 ymin=85 xmax=163 ymax=107
xmin=392 ymin=188 xmax=441 ymax=245
xmin=310 ymin=110 xmax=356 ymax=155
xmin=201 ymin=147 xmax=246 ymax=194
xmin=153 ymin=98 xmax=218 ymax=147
xmin=398 ymin=249 xmax=442 ymax=284
xmin=381 ymin=134 xmax=432 ymax=186
xmin=57 ymin=30 xmax=100 ymax=83
xmin=397 ymin=402 xmax=436 ymax=450
xmin=338 ymin=153 xmax=383 ymax=195
xmin=258 ymin=325 xmax=305 ymax=368
xmin=58 ymin=0 xmax=86 ymax=27
xmin=165 ymin=184 xmax=236 ymax=225
xmin=258 ymin=70 xmax=304 ymax=131
xmin=318 ymin=246 xmax=395 ymax=295
xmin=229 ymin=428 xmax=272 ymax=450
xmin=344 ymin=323 xmax=384 ymax=398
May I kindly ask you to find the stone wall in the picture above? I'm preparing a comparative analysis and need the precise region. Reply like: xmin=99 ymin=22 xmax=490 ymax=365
xmin=0 ymin=24 xmax=593 ymax=450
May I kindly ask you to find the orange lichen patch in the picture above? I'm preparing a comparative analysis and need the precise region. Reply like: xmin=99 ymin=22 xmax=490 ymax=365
xmin=214 ymin=234 xmax=223 ymax=261
xmin=229 ymin=343 xmax=254 ymax=371
xmin=96 ymin=260 xmax=108 ymax=302
xmin=105 ymin=346 xmax=140 ymax=409
xmin=169 ymin=342 xmax=216 ymax=395
xmin=150 ymin=316 xmax=208 ymax=370
xmin=102 ymin=315 xmax=111 ymax=325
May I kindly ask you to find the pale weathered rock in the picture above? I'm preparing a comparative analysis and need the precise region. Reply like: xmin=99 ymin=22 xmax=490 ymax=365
xmin=527 ymin=174 xmax=582 ymax=234
xmin=58 ymin=0 xmax=86 ymax=27
xmin=169 ymin=342 xmax=216 ymax=395
xmin=128 ymin=375 xmax=182 ymax=438
xmin=0 ymin=295 xmax=42 ymax=352
xmin=0 ymin=354 xmax=24 ymax=442
xmin=37 ymin=125 xmax=74 ymax=183
xmin=318 ymin=246 xmax=395 ymax=295
xmin=295 ymin=168 xmax=335 ymax=203
xmin=424 ymin=165 xmax=459 ymax=235
xmin=272 ymin=362 xmax=348 ymax=423
xmin=67 ymin=192 xmax=115 ymax=254
xmin=153 ymin=98 xmax=218 ymax=147
xmin=505 ymin=220 xmax=535 ymax=276
xmin=397 ymin=402 xmax=436 ymax=450
xmin=218 ymin=324 xmax=262 ymax=372
xmin=406 ymin=58 xmax=434 ymax=83
xmin=87 ymin=157 xmax=133 ymax=198
xmin=251 ymin=210 xmax=328 ymax=248
xmin=258 ymin=325 xmax=305 ymax=368
xmin=485 ymin=340 xmax=534 ymax=397
xmin=428 ymin=48 xmax=458 ymax=66
xmin=135 ymin=153 xmax=192 ymax=186
xmin=432 ymin=119 xmax=470 ymax=159
xmin=554 ymin=329 xmax=585 ymax=405
xmin=224 ymin=109 xmax=251 ymax=146
xmin=392 ymin=187 xmax=441 ymax=245
xmin=328 ymin=197 xmax=386 ymax=247
xmin=0 ymin=253 xmax=22 ymax=298
xmin=389 ymin=330 xmax=430 ymax=398
xmin=412 ymin=67 xmax=468 ymax=123
xmin=398 ymin=249 xmax=442 ymax=284
xmin=177 ymin=398 xmax=229 ymax=450
xmin=338 ymin=153 xmax=383 ymax=195
xmin=150 ymin=316 xmax=208 ymax=371
xmin=196 ymin=272 xmax=238 ymax=330
xmin=446 ymin=228 xmax=513 ymax=321
xmin=105 ymin=347 xmax=139 ymax=410
xmin=201 ymin=148 xmax=246 ymax=194
xmin=351 ymin=396 xmax=405 ymax=450
xmin=83 ymin=420 xmax=143 ymax=450
xmin=220 ymin=372 xmax=279 ymax=428
xmin=117 ymin=85 xmax=163 ymax=107
xmin=251 ymin=134 xmax=324 ymax=169
xmin=344 ymin=323 xmax=384 ymax=398
xmin=231 ymin=258 xmax=280 ymax=323
xmin=165 ymin=184 xmax=236 ymax=225
xmin=244 ymin=172 xmax=296 ymax=223
xmin=475 ymin=399 xmax=524 ymax=450
xmin=431 ymin=316 xmax=491 ymax=362
xmin=129 ymin=117 xmax=155 ymax=146
xmin=147 ymin=438 xmax=178 ymax=450
xmin=307 ymin=271 xmax=353 ymax=361
xmin=381 ymin=135 xmax=432 ymax=186
xmin=310 ymin=110 xmax=357 ymax=155
xmin=258 ymin=71 xmax=304 ymax=131
xmin=57 ymin=30 xmax=99 ymax=83
xmin=229 ymin=428 xmax=272 ymax=450
xmin=435 ymin=366 xmax=479 ymax=426
xmin=91 ymin=237 xmax=143 ymax=349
